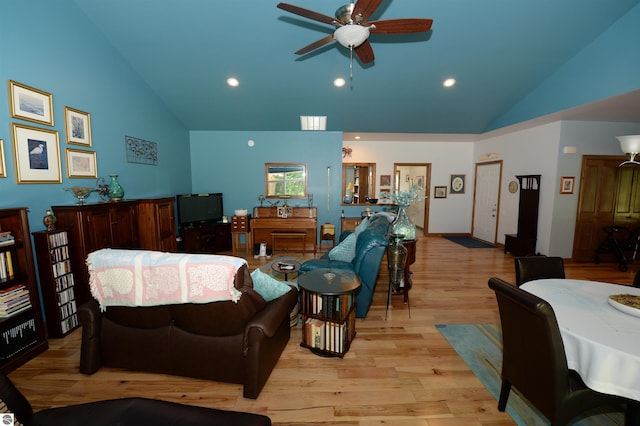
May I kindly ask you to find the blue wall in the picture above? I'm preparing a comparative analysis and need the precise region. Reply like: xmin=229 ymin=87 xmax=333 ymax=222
xmin=190 ymin=130 xmax=356 ymax=238
xmin=0 ymin=0 xmax=191 ymax=232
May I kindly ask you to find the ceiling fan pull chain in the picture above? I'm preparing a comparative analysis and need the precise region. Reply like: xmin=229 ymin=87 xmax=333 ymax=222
xmin=349 ymin=46 xmax=354 ymax=80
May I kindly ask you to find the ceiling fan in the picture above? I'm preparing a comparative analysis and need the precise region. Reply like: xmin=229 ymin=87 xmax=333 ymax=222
xmin=276 ymin=0 xmax=433 ymax=65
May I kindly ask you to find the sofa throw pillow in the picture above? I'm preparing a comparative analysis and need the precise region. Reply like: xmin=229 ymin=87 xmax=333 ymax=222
xmin=327 ymin=217 xmax=368 ymax=263
xmin=250 ymin=268 xmax=293 ymax=302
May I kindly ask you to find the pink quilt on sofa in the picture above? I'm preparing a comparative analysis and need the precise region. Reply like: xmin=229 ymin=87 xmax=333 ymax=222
xmin=86 ymin=248 xmax=247 ymax=310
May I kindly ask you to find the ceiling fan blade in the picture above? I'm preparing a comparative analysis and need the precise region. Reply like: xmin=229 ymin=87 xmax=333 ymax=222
xmin=369 ymin=18 xmax=433 ymax=34
xmin=354 ymin=39 xmax=375 ymax=64
xmin=295 ymin=35 xmax=335 ymax=55
xmin=277 ymin=3 xmax=338 ymax=26
xmin=351 ymin=0 xmax=384 ymax=23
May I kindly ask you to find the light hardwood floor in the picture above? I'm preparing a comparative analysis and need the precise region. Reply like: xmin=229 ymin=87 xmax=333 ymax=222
xmin=8 ymin=237 xmax=637 ymax=425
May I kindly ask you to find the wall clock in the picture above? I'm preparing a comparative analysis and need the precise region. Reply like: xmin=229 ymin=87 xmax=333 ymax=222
xmin=450 ymin=174 xmax=465 ymax=194
xmin=508 ymin=180 xmax=519 ymax=193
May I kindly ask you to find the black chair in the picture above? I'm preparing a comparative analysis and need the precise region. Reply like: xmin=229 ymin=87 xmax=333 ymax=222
xmin=514 ymin=256 xmax=565 ymax=286
xmin=488 ymin=277 xmax=622 ymax=425
xmin=0 ymin=372 xmax=271 ymax=426
xmin=633 ymin=269 xmax=640 ymax=288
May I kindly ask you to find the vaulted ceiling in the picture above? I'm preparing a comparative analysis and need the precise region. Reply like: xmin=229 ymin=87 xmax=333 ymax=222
xmin=73 ymin=0 xmax=640 ymax=134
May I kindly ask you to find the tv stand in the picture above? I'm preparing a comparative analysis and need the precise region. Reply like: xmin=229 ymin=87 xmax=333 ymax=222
xmin=179 ymin=222 xmax=231 ymax=254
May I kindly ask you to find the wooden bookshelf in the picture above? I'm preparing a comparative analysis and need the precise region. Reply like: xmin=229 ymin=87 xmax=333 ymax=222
xmin=298 ymin=269 xmax=360 ymax=357
xmin=33 ymin=228 xmax=79 ymax=337
xmin=0 ymin=207 xmax=48 ymax=373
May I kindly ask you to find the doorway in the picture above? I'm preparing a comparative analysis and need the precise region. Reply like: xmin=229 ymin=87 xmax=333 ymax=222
xmin=393 ymin=163 xmax=431 ymax=236
xmin=472 ymin=161 xmax=503 ymax=244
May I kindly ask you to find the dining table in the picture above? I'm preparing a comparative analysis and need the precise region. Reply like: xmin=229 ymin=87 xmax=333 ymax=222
xmin=521 ymin=278 xmax=640 ymax=426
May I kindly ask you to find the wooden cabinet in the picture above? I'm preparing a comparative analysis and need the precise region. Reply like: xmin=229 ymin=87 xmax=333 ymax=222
xmin=0 ymin=207 xmax=48 ymax=373
xmin=298 ymin=269 xmax=359 ymax=358
xmin=53 ymin=201 xmax=139 ymax=305
xmin=138 ymin=197 xmax=177 ymax=252
xmin=52 ymin=198 xmax=177 ymax=305
xmin=505 ymin=175 xmax=541 ymax=256
xmin=180 ymin=223 xmax=231 ymax=253
xmin=341 ymin=217 xmax=363 ymax=234
xmin=32 ymin=229 xmax=79 ymax=337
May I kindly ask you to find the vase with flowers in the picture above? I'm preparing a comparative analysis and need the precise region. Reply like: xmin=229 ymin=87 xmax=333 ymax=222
xmin=386 ymin=184 xmax=425 ymax=241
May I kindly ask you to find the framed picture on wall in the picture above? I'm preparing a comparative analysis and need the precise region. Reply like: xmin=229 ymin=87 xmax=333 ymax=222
xmin=380 ymin=174 xmax=391 ymax=187
xmin=560 ymin=176 xmax=575 ymax=194
xmin=66 ymin=148 xmax=97 ymax=178
xmin=0 ymin=139 xmax=6 ymax=178
xmin=65 ymin=107 xmax=92 ymax=146
xmin=434 ymin=186 xmax=447 ymax=198
xmin=450 ymin=174 xmax=465 ymax=194
xmin=8 ymin=80 xmax=54 ymax=126
xmin=11 ymin=122 xmax=61 ymax=183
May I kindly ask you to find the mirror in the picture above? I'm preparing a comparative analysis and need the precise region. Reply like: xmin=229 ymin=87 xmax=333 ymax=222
xmin=265 ymin=163 xmax=307 ymax=198
xmin=342 ymin=163 xmax=376 ymax=205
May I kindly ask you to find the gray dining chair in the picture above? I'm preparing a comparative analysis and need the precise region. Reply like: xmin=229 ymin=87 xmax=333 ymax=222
xmin=514 ymin=256 xmax=565 ymax=286
xmin=488 ymin=277 xmax=623 ymax=425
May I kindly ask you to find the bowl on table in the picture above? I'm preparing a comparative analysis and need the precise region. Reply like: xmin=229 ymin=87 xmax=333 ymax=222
xmin=367 ymin=198 xmax=378 ymax=204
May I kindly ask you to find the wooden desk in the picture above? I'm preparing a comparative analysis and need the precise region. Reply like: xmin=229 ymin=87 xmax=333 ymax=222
xmin=251 ymin=207 xmax=317 ymax=254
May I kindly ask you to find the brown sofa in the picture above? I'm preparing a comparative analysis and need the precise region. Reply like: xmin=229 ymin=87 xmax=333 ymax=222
xmin=78 ymin=264 xmax=297 ymax=399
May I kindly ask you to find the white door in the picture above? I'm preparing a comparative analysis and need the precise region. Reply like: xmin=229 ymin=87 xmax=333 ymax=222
xmin=473 ymin=162 xmax=502 ymax=243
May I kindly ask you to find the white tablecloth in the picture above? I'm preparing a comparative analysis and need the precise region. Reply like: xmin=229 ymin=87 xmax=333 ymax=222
xmin=521 ymin=279 xmax=640 ymax=401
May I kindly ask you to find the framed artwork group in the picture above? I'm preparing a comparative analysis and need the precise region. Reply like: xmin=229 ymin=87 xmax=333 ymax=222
xmin=6 ymin=80 xmax=96 ymax=183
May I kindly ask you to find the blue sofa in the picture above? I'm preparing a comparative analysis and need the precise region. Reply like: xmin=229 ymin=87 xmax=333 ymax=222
xmin=299 ymin=214 xmax=391 ymax=318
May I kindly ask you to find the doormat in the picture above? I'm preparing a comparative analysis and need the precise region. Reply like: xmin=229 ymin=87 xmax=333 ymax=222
xmin=443 ymin=235 xmax=495 ymax=248
xmin=436 ymin=323 xmax=624 ymax=425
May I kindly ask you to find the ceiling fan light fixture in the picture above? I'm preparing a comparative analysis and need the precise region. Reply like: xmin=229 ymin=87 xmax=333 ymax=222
xmin=300 ymin=116 xmax=327 ymax=131
xmin=618 ymin=135 xmax=640 ymax=166
xmin=334 ymin=25 xmax=369 ymax=48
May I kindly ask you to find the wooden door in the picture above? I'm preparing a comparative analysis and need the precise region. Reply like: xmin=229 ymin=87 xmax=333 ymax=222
xmin=85 ymin=208 xmax=114 ymax=251
xmin=110 ymin=204 xmax=139 ymax=248
xmin=614 ymin=166 xmax=640 ymax=226
xmin=572 ymin=155 xmax=628 ymax=261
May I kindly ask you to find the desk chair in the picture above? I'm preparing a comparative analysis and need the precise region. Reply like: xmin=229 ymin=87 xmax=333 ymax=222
xmin=514 ymin=256 xmax=565 ymax=286
xmin=488 ymin=277 xmax=622 ymax=426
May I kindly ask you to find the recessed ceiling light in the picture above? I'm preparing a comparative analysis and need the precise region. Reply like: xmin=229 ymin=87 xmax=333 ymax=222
xmin=443 ymin=78 xmax=456 ymax=88
xmin=227 ymin=77 xmax=239 ymax=87
xmin=334 ymin=78 xmax=346 ymax=88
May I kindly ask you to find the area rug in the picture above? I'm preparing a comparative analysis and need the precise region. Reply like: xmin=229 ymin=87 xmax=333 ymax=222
xmin=443 ymin=235 xmax=495 ymax=248
xmin=436 ymin=323 xmax=624 ymax=425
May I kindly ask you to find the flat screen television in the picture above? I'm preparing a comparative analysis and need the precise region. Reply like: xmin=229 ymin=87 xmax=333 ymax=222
xmin=176 ymin=193 xmax=223 ymax=227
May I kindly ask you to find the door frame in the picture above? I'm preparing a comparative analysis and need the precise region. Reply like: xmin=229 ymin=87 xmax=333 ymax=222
xmin=393 ymin=163 xmax=431 ymax=234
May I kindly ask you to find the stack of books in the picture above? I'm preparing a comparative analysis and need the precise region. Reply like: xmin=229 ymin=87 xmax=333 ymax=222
xmin=0 ymin=231 xmax=15 ymax=247
xmin=0 ymin=285 xmax=31 ymax=318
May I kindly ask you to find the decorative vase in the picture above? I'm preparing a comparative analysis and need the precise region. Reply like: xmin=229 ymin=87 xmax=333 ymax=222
xmin=391 ymin=205 xmax=416 ymax=241
xmin=343 ymin=194 xmax=353 ymax=204
xmin=108 ymin=174 xmax=125 ymax=201
xmin=42 ymin=209 xmax=57 ymax=231
xmin=387 ymin=233 xmax=408 ymax=292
